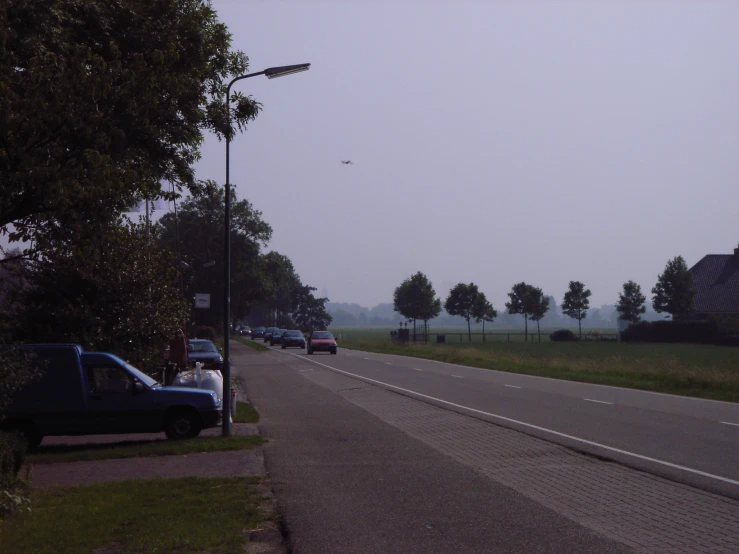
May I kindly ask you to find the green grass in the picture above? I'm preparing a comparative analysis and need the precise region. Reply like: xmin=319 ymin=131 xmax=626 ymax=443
xmin=335 ymin=329 xmax=739 ymax=402
xmin=233 ymin=401 xmax=259 ymax=423
xmin=235 ymin=336 xmax=269 ymax=352
xmin=1 ymin=476 xmax=272 ymax=553
xmin=29 ymin=434 xmax=265 ymax=464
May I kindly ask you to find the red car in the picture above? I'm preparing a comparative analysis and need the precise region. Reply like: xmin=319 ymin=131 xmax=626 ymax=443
xmin=307 ymin=331 xmax=337 ymax=355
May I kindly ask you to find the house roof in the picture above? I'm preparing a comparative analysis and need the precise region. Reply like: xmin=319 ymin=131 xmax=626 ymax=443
xmin=689 ymin=252 xmax=739 ymax=314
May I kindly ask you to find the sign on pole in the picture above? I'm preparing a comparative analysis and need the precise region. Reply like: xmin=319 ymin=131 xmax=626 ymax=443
xmin=194 ymin=293 xmax=211 ymax=309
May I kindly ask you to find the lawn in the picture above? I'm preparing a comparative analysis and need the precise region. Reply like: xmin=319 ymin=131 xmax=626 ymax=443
xmin=29 ymin=434 xmax=264 ymax=464
xmin=1 ymin=477 xmax=272 ymax=554
xmin=333 ymin=328 xmax=739 ymax=402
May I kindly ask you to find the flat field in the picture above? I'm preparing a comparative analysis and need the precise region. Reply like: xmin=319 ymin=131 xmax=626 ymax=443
xmin=332 ymin=328 xmax=739 ymax=402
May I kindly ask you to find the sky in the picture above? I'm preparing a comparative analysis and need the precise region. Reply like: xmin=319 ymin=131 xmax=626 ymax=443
xmin=6 ymin=0 xmax=738 ymax=310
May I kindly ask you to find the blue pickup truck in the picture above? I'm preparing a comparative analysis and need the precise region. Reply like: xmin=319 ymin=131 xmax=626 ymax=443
xmin=1 ymin=344 xmax=222 ymax=447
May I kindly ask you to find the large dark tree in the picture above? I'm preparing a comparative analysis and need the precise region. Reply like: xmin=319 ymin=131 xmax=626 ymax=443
xmin=616 ymin=280 xmax=647 ymax=324
xmin=561 ymin=281 xmax=591 ymax=338
xmin=652 ymin=256 xmax=696 ymax=318
xmin=393 ymin=272 xmax=441 ymax=333
xmin=157 ymin=189 xmax=272 ymax=328
xmin=6 ymin=219 xmax=190 ymax=372
xmin=505 ymin=282 xmax=538 ymax=342
xmin=1 ymin=0 xmax=260 ymax=257
xmin=444 ymin=283 xmax=482 ymax=342
xmin=292 ymin=285 xmax=332 ymax=331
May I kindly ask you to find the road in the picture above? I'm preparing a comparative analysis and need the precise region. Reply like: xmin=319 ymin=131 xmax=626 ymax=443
xmin=265 ymin=342 xmax=739 ymax=498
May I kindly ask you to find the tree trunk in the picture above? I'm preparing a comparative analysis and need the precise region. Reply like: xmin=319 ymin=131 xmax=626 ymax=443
xmin=467 ymin=318 xmax=471 ymax=343
xmin=537 ymin=319 xmax=541 ymax=342
xmin=483 ymin=320 xmax=485 ymax=342
xmin=578 ymin=318 xmax=582 ymax=339
xmin=524 ymin=315 xmax=528 ymax=342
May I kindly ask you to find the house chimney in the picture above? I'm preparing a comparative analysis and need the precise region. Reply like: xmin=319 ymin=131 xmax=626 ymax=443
xmin=735 ymin=242 xmax=739 ymax=258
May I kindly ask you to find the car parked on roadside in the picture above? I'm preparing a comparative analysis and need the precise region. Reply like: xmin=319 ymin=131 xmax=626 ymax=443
xmin=186 ymin=339 xmax=223 ymax=369
xmin=281 ymin=330 xmax=306 ymax=349
xmin=240 ymin=326 xmax=252 ymax=337
xmin=1 ymin=344 xmax=222 ymax=446
xmin=307 ymin=331 xmax=337 ymax=355
xmin=252 ymin=327 xmax=266 ymax=339
xmin=270 ymin=329 xmax=287 ymax=346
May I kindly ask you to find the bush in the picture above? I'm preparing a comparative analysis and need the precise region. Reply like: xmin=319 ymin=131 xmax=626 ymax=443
xmin=550 ymin=329 xmax=578 ymax=342
xmin=621 ymin=320 xmax=719 ymax=343
xmin=195 ymin=325 xmax=217 ymax=342
xmin=0 ymin=431 xmax=31 ymax=518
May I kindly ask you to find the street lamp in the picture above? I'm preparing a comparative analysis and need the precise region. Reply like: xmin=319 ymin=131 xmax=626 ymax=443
xmin=223 ymin=63 xmax=310 ymax=436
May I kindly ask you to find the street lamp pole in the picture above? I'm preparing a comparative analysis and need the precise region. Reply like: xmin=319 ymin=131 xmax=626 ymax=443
xmin=223 ymin=63 xmax=310 ymax=436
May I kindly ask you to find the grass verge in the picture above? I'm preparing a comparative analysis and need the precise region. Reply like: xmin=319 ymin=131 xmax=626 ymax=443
xmin=236 ymin=336 xmax=269 ymax=352
xmin=29 ymin=434 xmax=265 ymax=464
xmin=339 ymin=338 xmax=739 ymax=402
xmin=234 ymin=401 xmax=259 ymax=423
xmin=1 ymin=476 xmax=272 ymax=554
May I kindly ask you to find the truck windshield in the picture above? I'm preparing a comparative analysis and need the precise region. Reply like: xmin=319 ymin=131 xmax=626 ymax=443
xmin=105 ymin=354 xmax=159 ymax=387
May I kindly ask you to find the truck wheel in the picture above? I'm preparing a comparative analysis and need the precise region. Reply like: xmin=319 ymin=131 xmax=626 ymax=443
xmin=331 ymin=350 xmax=337 ymax=355
xmin=165 ymin=410 xmax=202 ymax=440
xmin=282 ymin=344 xmax=286 ymax=349
xmin=307 ymin=348 xmax=312 ymax=355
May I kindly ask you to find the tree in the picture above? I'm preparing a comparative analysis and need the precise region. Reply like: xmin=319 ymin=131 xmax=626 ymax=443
xmin=393 ymin=272 xmax=441 ymax=334
xmin=616 ymin=281 xmax=647 ymax=325
xmin=157 ymin=189 xmax=272 ymax=327
xmin=561 ymin=281 xmax=591 ymax=338
xmin=651 ymin=256 xmax=696 ymax=317
xmin=6 ymin=219 xmax=190 ymax=372
xmin=505 ymin=282 xmax=538 ymax=342
xmin=528 ymin=287 xmax=550 ymax=342
xmin=1 ymin=0 xmax=260 ymax=258
xmin=292 ymin=285 xmax=332 ymax=331
xmin=444 ymin=283 xmax=482 ymax=342
xmin=472 ymin=295 xmax=497 ymax=338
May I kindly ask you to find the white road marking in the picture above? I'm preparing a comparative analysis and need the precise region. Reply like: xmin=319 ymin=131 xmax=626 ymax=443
xmin=584 ymin=398 xmax=613 ymax=405
xmin=282 ymin=350 xmax=739 ymax=487
xmin=364 ymin=357 xmax=371 ymax=360
xmin=720 ymin=421 xmax=739 ymax=427
xmin=505 ymin=385 xmax=521 ymax=389
xmin=452 ymin=375 xmax=464 ymax=379
xmin=413 ymin=368 xmax=423 ymax=372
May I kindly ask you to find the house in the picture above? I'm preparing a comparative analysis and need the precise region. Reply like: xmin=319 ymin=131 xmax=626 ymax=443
xmin=689 ymin=243 xmax=739 ymax=318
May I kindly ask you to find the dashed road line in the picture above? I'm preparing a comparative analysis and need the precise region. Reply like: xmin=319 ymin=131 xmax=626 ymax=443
xmin=452 ymin=375 xmax=464 ymax=379
xmin=584 ymin=398 xmax=613 ymax=405
xmin=412 ymin=368 xmax=423 ymax=372
xmin=720 ymin=421 xmax=739 ymax=427
xmin=504 ymin=384 xmax=521 ymax=389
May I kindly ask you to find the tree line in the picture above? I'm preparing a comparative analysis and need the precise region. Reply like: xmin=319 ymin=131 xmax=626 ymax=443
xmin=392 ymin=257 xmax=696 ymax=342
xmin=0 ymin=0 xmax=331 ymax=379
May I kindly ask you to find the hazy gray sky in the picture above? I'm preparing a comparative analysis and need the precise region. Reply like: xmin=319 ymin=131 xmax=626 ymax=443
xmin=195 ymin=0 xmax=737 ymax=309
xmin=8 ymin=1 xmax=737 ymax=311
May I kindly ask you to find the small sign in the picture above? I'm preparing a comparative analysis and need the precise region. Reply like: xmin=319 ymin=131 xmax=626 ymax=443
xmin=194 ymin=293 xmax=211 ymax=309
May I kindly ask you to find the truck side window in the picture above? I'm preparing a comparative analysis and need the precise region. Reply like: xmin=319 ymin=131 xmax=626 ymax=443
xmin=87 ymin=366 xmax=132 ymax=394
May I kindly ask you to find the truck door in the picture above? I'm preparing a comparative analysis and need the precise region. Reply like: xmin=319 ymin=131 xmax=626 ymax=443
xmin=84 ymin=364 xmax=155 ymax=432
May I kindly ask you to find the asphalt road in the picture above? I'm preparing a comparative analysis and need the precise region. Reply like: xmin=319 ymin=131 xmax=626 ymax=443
xmin=233 ymin=345 xmax=632 ymax=554
xmin=265 ymin=342 xmax=739 ymax=498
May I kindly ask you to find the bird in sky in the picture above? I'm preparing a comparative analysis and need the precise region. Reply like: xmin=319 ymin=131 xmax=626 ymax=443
xmin=341 ymin=160 xmax=353 ymax=165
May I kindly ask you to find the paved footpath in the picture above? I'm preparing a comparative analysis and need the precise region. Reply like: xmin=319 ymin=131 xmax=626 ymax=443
xmin=232 ymin=344 xmax=635 ymax=554
xmin=232 ymin=343 xmax=739 ymax=554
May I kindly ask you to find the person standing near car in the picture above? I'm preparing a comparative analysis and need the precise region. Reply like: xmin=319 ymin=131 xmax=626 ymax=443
xmin=169 ymin=328 xmax=189 ymax=370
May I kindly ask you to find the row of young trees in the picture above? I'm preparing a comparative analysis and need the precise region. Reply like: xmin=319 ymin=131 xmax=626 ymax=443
xmin=392 ymin=256 xmax=696 ymax=342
